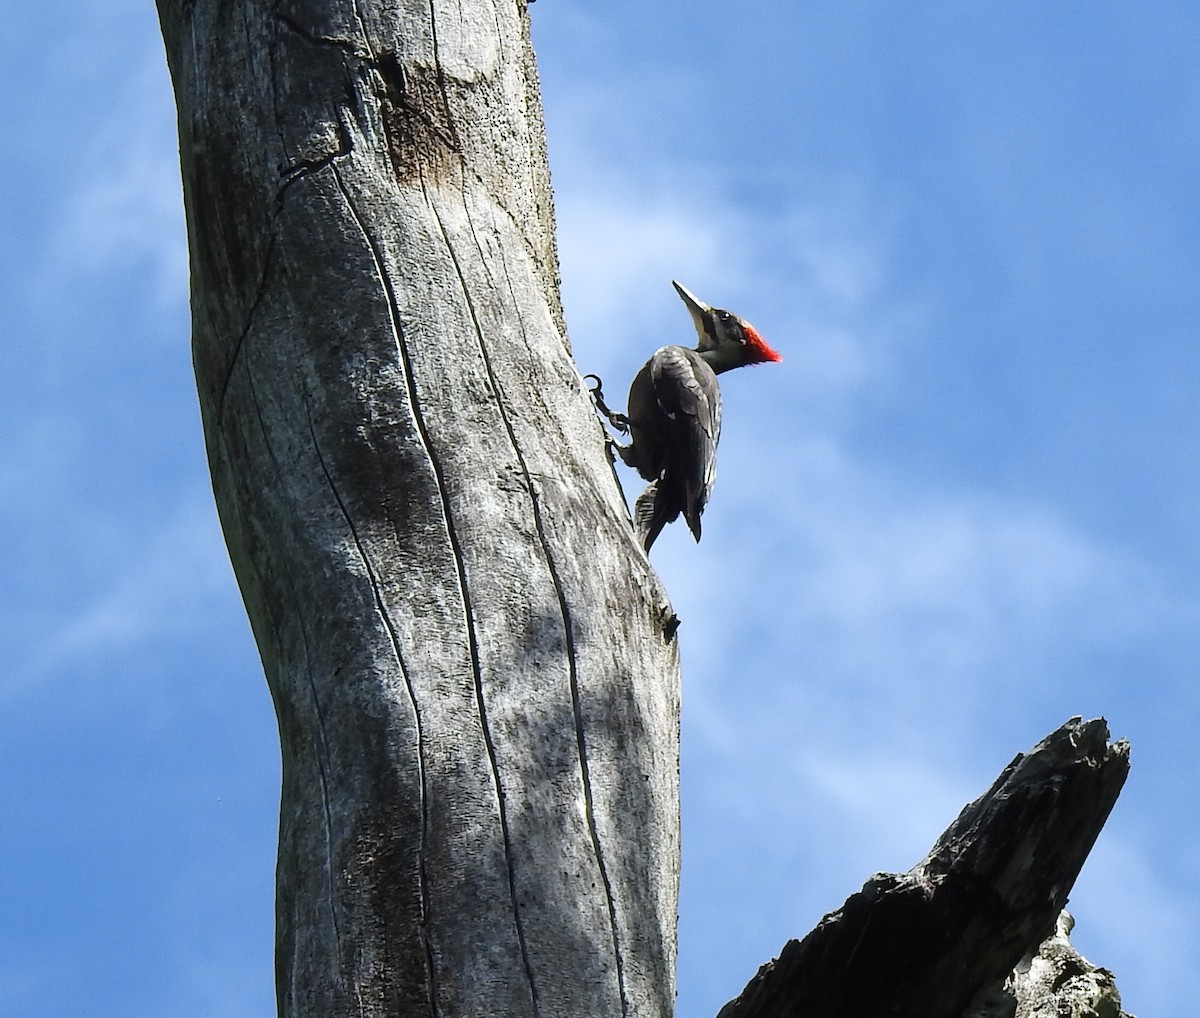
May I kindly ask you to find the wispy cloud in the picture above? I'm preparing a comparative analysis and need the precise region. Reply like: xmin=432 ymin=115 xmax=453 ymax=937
xmin=549 ymin=95 xmax=1200 ymax=1018
xmin=22 ymin=11 xmax=188 ymax=312
xmin=1072 ymin=835 xmax=1198 ymax=1017
xmin=554 ymin=154 xmax=919 ymax=434
xmin=49 ymin=138 xmax=188 ymax=307
xmin=551 ymin=113 xmax=1194 ymax=733
xmin=8 ymin=493 xmax=237 ymax=700
xmin=38 ymin=54 xmax=188 ymax=309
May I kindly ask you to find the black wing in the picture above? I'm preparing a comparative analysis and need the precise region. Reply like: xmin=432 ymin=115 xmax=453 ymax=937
xmin=646 ymin=346 xmax=721 ymax=545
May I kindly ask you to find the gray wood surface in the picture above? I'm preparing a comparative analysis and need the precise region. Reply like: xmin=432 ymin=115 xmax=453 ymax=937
xmin=156 ymin=2 xmax=681 ymax=1015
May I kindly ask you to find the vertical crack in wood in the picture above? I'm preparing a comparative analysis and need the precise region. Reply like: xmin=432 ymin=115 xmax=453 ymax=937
xmin=302 ymin=392 xmax=439 ymax=1016
xmin=331 ymin=162 xmax=540 ymax=1015
xmin=295 ymin=619 xmax=348 ymax=996
xmin=348 ymin=0 xmax=379 ymax=69
xmin=434 ymin=188 xmax=631 ymax=1014
xmin=216 ymin=229 xmax=280 ymax=427
xmin=241 ymin=366 xmax=347 ymax=999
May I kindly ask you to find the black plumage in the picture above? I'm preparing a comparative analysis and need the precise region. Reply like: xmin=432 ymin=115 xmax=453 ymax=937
xmin=588 ymin=280 xmax=781 ymax=553
xmin=619 ymin=345 xmax=722 ymax=551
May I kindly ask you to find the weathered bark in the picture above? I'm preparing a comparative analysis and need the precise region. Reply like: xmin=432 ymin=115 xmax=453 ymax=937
xmin=717 ymin=717 xmax=1129 ymax=1018
xmin=156 ymin=2 xmax=679 ymax=1016
xmin=964 ymin=911 xmax=1134 ymax=1018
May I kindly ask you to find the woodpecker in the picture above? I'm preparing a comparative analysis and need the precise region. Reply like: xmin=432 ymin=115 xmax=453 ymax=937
xmin=589 ymin=280 xmax=782 ymax=552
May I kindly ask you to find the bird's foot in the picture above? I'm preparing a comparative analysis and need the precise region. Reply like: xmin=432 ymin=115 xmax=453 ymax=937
xmin=584 ymin=373 xmax=631 ymax=435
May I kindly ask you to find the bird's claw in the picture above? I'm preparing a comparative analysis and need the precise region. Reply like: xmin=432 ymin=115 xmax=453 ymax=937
xmin=584 ymin=373 xmax=631 ymax=434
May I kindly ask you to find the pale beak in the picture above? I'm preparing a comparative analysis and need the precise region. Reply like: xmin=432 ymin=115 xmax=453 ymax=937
xmin=672 ymin=280 xmax=705 ymax=336
xmin=671 ymin=279 xmax=711 ymax=322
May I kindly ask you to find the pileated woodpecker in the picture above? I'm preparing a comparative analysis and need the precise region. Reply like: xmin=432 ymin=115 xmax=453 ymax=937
xmin=589 ymin=280 xmax=782 ymax=552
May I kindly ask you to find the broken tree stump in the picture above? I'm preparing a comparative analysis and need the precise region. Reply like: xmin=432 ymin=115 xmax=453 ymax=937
xmin=717 ymin=716 xmax=1129 ymax=1018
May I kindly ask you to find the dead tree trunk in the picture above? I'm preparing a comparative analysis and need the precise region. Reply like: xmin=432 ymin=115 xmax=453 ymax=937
xmin=156 ymin=2 xmax=679 ymax=1016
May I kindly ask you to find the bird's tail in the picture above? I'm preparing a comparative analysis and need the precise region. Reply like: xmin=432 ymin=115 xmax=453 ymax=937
xmin=635 ymin=480 xmax=694 ymax=552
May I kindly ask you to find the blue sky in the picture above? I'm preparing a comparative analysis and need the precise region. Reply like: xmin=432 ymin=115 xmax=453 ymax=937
xmin=3 ymin=2 xmax=1197 ymax=1016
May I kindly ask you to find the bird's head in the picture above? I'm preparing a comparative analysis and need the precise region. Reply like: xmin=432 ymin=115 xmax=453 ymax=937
xmin=672 ymin=280 xmax=782 ymax=373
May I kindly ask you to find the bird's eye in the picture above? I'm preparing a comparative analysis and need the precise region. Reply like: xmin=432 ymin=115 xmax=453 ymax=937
xmin=718 ymin=311 xmax=732 ymax=322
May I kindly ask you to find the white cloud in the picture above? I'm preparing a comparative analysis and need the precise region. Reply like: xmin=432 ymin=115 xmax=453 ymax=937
xmin=52 ymin=136 xmax=189 ymax=305
xmin=0 ymin=413 xmax=84 ymax=511
xmin=557 ymin=187 xmax=723 ymax=372
xmin=548 ymin=93 xmax=1198 ymax=758
xmin=1071 ymin=835 xmax=1198 ymax=1017
xmin=572 ymin=160 xmax=1193 ymax=729
xmin=554 ymin=157 xmax=921 ymax=446
xmin=35 ymin=37 xmax=188 ymax=310
xmin=9 ymin=493 xmax=238 ymax=699
xmin=671 ymin=433 xmax=1191 ymax=756
xmin=57 ymin=494 xmax=231 ymax=650
xmin=550 ymin=128 xmax=1200 ymax=1018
